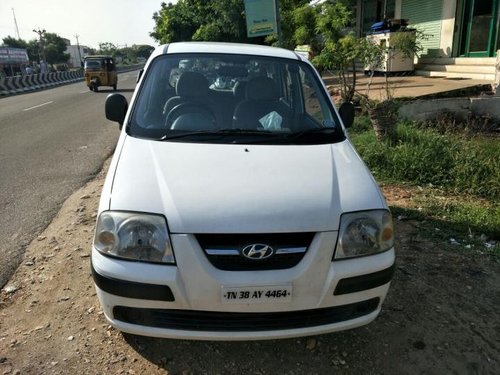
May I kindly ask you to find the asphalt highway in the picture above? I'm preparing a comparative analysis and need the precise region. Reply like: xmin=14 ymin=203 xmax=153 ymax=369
xmin=0 ymin=71 xmax=138 ymax=287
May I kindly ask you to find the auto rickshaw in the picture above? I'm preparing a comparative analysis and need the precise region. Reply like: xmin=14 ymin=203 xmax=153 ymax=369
xmin=84 ymin=56 xmax=117 ymax=92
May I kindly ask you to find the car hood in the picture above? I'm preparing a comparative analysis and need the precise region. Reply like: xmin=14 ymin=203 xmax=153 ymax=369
xmin=109 ymin=137 xmax=385 ymax=233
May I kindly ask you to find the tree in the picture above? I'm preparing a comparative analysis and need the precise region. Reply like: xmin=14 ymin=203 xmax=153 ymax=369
xmin=150 ymin=0 xmax=310 ymax=46
xmin=2 ymin=36 xmax=28 ymax=49
xmin=26 ymin=40 xmax=40 ymax=62
xmin=191 ymin=0 xmax=249 ymax=42
xmin=307 ymin=1 xmax=362 ymax=102
xmin=151 ymin=1 xmax=202 ymax=44
xmin=95 ymin=44 xmax=155 ymax=63
xmin=263 ymin=0 xmax=310 ymax=49
xmin=98 ymin=42 xmax=118 ymax=56
xmin=135 ymin=45 xmax=155 ymax=59
xmin=40 ymin=33 xmax=69 ymax=64
xmin=151 ymin=0 xmax=251 ymax=43
xmin=292 ymin=5 xmax=319 ymax=52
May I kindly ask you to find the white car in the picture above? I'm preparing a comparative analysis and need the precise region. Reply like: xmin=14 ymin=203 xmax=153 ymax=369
xmin=92 ymin=42 xmax=395 ymax=340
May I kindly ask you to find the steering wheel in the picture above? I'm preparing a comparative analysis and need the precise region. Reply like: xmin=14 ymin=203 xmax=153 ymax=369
xmin=165 ymin=103 xmax=216 ymax=130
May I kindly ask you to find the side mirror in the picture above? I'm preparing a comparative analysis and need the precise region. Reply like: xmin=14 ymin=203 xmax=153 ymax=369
xmin=339 ymin=102 xmax=355 ymax=128
xmin=105 ymin=93 xmax=128 ymax=128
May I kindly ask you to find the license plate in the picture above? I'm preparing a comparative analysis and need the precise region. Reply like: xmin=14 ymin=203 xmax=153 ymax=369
xmin=222 ymin=285 xmax=292 ymax=304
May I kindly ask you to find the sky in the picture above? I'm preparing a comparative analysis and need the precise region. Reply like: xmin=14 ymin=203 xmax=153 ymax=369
xmin=0 ymin=0 xmax=170 ymax=49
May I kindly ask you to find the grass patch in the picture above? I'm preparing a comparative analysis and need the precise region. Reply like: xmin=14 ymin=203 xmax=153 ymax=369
xmin=391 ymin=205 xmax=499 ymax=258
xmin=398 ymin=186 xmax=499 ymax=237
xmin=350 ymin=116 xmax=499 ymax=254
xmin=350 ymin=119 xmax=500 ymax=200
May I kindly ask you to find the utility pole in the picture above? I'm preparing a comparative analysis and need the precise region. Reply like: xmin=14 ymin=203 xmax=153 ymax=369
xmin=12 ymin=8 xmax=20 ymax=39
xmin=75 ymin=34 xmax=83 ymax=67
xmin=33 ymin=28 xmax=46 ymax=63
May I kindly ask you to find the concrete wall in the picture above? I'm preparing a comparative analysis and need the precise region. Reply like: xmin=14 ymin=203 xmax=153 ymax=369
xmin=439 ymin=0 xmax=457 ymax=58
xmin=0 ymin=71 xmax=84 ymax=96
xmin=470 ymin=97 xmax=500 ymax=120
xmin=395 ymin=0 xmax=402 ymax=18
xmin=399 ymin=96 xmax=500 ymax=122
xmin=66 ymin=46 xmax=87 ymax=68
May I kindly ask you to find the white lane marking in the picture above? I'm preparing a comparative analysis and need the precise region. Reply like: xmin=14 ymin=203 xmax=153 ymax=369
xmin=79 ymin=90 xmax=89 ymax=94
xmin=23 ymin=101 xmax=54 ymax=111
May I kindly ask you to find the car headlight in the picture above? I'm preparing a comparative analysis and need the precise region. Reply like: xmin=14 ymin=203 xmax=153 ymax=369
xmin=334 ymin=210 xmax=394 ymax=259
xmin=93 ymin=211 xmax=175 ymax=264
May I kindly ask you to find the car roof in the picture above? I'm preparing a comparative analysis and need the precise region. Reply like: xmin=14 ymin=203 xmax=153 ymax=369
xmin=150 ymin=42 xmax=301 ymax=61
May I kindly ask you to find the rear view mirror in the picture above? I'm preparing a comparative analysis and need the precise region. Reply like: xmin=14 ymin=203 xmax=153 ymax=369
xmin=105 ymin=94 xmax=128 ymax=128
xmin=339 ymin=102 xmax=355 ymax=128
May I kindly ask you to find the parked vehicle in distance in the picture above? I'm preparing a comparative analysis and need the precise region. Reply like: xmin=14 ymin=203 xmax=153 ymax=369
xmin=84 ymin=55 xmax=117 ymax=92
xmin=92 ymin=42 xmax=395 ymax=340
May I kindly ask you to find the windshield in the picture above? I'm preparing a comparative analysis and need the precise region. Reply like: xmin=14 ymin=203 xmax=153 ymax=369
xmin=129 ymin=53 xmax=345 ymax=145
xmin=84 ymin=60 xmax=102 ymax=69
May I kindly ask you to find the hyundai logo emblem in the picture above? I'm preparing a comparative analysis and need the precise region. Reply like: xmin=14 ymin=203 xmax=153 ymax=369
xmin=241 ymin=244 xmax=274 ymax=260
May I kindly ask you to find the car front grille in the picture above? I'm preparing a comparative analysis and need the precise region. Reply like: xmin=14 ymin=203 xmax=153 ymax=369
xmin=113 ymin=298 xmax=380 ymax=331
xmin=196 ymin=233 xmax=315 ymax=271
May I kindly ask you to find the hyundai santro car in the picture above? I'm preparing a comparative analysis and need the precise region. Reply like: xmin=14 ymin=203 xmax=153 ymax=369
xmin=91 ymin=42 xmax=395 ymax=340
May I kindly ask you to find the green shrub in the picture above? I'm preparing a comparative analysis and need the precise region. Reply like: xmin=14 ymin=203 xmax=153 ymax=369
xmin=351 ymin=115 xmax=372 ymax=133
xmin=389 ymin=123 xmax=457 ymax=185
xmin=349 ymin=130 xmax=390 ymax=175
xmin=349 ymin=118 xmax=500 ymax=200
xmin=451 ymin=139 xmax=500 ymax=198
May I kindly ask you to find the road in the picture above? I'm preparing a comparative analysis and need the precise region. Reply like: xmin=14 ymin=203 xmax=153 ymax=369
xmin=1 ymin=177 xmax=499 ymax=374
xmin=0 ymin=71 xmax=137 ymax=287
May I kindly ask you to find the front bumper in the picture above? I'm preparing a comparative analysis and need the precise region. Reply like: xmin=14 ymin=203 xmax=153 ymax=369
xmin=91 ymin=232 xmax=395 ymax=340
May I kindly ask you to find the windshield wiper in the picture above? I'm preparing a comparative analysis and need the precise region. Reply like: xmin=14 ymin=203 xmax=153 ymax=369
xmin=285 ymin=127 xmax=344 ymax=144
xmin=288 ymin=127 xmax=338 ymax=138
xmin=159 ymin=128 xmax=277 ymax=141
xmin=159 ymin=130 xmax=220 ymax=141
xmin=208 ymin=128 xmax=278 ymax=136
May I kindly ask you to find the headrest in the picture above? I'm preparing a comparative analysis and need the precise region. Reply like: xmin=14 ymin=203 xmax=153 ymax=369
xmin=245 ymin=76 xmax=279 ymax=101
xmin=176 ymin=72 xmax=209 ymax=97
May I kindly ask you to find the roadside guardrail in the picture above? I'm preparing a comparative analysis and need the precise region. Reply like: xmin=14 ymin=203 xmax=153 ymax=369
xmin=0 ymin=64 xmax=143 ymax=97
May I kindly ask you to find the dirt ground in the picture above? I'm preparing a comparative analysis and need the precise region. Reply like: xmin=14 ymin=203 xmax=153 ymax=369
xmin=1 ymin=161 xmax=499 ymax=375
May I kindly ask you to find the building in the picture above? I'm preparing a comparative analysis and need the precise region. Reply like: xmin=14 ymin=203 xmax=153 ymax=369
xmin=356 ymin=0 xmax=499 ymax=81
xmin=65 ymin=45 xmax=90 ymax=68
xmin=61 ymin=37 xmax=92 ymax=68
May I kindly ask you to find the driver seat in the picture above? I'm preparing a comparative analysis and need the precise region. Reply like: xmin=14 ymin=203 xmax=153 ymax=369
xmin=232 ymin=76 xmax=291 ymax=130
xmin=163 ymin=71 xmax=212 ymax=118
